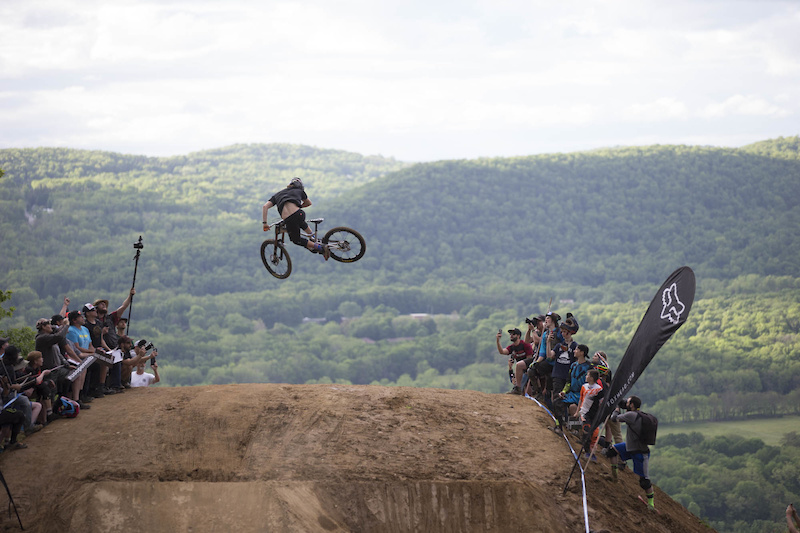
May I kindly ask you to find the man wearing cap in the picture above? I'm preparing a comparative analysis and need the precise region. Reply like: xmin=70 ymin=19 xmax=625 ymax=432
xmin=496 ymin=328 xmax=533 ymax=395
xmin=66 ymin=310 xmax=95 ymax=406
xmin=94 ymin=288 xmax=135 ymax=393
xmin=551 ymin=314 xmax=580 ymax=433
xmin=514 ymin=315 xmax=545 ymax=396
xmin=34 ymin=317 xmax=73 ymax=398
xmin=527 ymin=312 xmax=564 ymax=402
xmin=81 ymin=303 xmax=117 ymax=398
xmin=94 ymin=288 xmax=135 ymax=350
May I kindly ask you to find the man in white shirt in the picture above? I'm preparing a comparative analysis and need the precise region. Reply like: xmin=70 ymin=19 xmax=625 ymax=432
xmin=130 ymin=361 xmax=159 ymax=388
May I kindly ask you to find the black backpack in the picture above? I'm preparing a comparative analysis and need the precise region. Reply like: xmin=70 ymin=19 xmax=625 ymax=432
xmin=634 ymin=411 xmax=658 ymax=446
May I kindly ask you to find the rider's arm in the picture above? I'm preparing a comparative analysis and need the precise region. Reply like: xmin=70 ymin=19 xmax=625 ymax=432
xmin=301 ymin=198 xmax=311 ymax=208
xmin=262 ymin=200 xmax=274 ymax=228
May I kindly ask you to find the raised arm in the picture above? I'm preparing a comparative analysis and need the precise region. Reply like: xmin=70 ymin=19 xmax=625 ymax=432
xmin=262 ymin=200 xmax=274 ymax=229
xmin=59 ymin=297 xmax=70 ymax=317
xmin=112 ymin=287 xmax=136 ymax=317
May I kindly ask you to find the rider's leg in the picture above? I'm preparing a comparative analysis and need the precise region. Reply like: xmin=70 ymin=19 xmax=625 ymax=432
xmin=284 ymin=211 xmax=311 ymax=249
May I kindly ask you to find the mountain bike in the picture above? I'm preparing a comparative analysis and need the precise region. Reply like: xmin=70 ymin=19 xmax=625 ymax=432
xmin=260 ymin=217 xmax=366 ymax=279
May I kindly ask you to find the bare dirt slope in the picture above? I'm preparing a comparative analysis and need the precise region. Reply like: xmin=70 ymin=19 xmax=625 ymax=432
xmin=0 ymin=384 xmax=713 ymax=532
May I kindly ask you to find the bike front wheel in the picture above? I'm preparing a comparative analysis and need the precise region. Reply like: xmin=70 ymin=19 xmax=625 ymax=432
xmin=322 ymin=227 xmax=366 ymax=263
xmin=261 ymin=240 xmax=292 ymax=279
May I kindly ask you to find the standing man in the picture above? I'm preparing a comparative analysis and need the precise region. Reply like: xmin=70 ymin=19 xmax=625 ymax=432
xmin=95 ymin=288 xmax=135 ymax=392
xmin=607 ymin=396 xmax=656 ymax=510
xmin=551 ymin=315 xmax=579 ymax=433
xmin=496 ymin=328 xmax=533 ymax=395
xmin=262 ymin=177 xmax=329 ymax=260
xmin=527 ymin=312 xmax=564 ymax=402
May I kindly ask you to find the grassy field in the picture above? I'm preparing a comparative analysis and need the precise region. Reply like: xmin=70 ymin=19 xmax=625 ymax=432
xmin=657 ymin=416 xmax=800 ymax=446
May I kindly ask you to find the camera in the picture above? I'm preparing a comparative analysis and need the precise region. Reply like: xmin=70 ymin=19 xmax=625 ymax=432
xmin=525 ymin=316 xmax=540 ymax=325
xmin=133 ymin=236 xmax=144 ymax=250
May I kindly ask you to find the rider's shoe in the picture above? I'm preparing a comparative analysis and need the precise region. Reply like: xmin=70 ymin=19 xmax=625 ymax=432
xmin=316 ymin=243 xmax=330 ymax=261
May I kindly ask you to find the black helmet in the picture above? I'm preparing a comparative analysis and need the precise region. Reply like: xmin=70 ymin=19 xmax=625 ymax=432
xmin=290 ymin=177 xmax=304 ymax=188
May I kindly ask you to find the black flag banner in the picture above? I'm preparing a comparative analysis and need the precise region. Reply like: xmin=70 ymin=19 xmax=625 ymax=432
xmin=589 ymin=266 xmax=696 ymax=434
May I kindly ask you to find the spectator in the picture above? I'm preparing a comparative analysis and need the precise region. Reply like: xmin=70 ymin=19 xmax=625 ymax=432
xmin=551 ymin=315 xmax=579 ymax=433
xmin=562 ymin=343 xmax=592 ymax=419
xmin=82 ymin=303 xmax=116 ymax=397
xmin=96 ymin=291 xmax=134 ymax=394
xmin=0 ymin=392 xmax=27 ymax=451
xmin=94 ymin=288 xmax=134 ymax=350
xmin=118 ymin=336 xmax=153 ymax=388
xmin=66 ymin=310 xmax=96 ymax=406
xmin=527 ymin=312 xmax=564 ymax=402
xmin=592 ymin=351 xmax=623 ymax=446
xmin=20 ymin=351 xmax=57 ymax=425
xmin=518 ymin=315 xmax=545 ymax=396
xmin=607 ymin=396 xmax=656 ymax=510
xmin=34 ymin=317 xmax=72 ymax=396
xmin=496 ymin=328 xmax=533 ymax=395
xmin=130 ymin=360 xmax=159 ymax=388
xmin=0 ymin=346 xmax=43 ymax=436
xmin=577 ymin=369 xmax=603 ymax=457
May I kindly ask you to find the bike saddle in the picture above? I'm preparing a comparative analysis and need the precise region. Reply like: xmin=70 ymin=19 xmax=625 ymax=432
xmin=308 ymin=217 xmax=324 ymax=224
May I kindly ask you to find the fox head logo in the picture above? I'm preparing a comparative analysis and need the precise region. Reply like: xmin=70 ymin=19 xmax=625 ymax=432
xmin=661 ymin=282 xmax=685 ymax=325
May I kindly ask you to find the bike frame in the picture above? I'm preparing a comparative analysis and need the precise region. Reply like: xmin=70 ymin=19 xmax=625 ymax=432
xmin=271 ymin=217 xmax=325 ymax=248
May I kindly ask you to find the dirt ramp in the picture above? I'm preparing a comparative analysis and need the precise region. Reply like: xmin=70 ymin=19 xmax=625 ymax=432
xmin=0 ymin=384 xmax=713 ymax=532
xmin=68 ymin=480 xmax=559 ymax=533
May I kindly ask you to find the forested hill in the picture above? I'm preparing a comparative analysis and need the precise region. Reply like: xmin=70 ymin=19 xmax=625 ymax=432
xmin=338 ymin=138 xmax=800 ymax=286
xmin=3 ymin=138 xmax=799 ymax=300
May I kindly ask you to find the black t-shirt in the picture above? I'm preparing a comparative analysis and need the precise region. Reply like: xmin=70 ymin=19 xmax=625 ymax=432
xmin=269 ymin=187 xmax=307 ymax=215
xmin=85 ymin=319 xmax=104 ymax=349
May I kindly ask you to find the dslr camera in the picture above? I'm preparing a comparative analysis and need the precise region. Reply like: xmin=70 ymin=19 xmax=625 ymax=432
xmin=524 ymin=316 xmax=540 ymax=326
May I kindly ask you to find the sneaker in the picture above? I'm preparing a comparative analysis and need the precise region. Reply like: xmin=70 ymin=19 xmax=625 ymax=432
xmin=316 ymin=243 xmax=330 ymax=261
xmin=550 ymin=425 xmax=563 ymax=435
xmin=79 ymin=393 xmax=93 ymax=403
xmin=505 ymin=386 xmax=521 ymax=395
xmin=123 ymin=383 xmax=131 ymax=389
xmin=47 ymin=412 xmax=62 ymax=423
xmin=6 ymin=442 xmax=27 ymax=450
xmin=584 ymin=453 xmax=598 ymax=462
xmin=90 ymin=388 xmax=105 ymax=398
xmin=103 ymin=387 xmax=118 ymax=395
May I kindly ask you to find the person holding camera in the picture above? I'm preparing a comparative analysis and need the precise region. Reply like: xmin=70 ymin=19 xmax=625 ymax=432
xmin=129 ymin=339 xmax=159 ymax=387
xmin=130 ymin=360 xmax=159 ymax=388
xmin=527 ymin=312 xmax=564 ymax=403
xmin=497 ymin=328 xmax=533 ymax=395
xmin=551 ymin=315 xmax=580 ymax=433
xmin=262 ymin=177 xmax=330 ymax=260
xmin=606 ymin=396 xmax=655 ymax=510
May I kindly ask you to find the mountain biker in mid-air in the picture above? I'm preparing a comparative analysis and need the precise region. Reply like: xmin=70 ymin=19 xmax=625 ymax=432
xmin=262 ymin=177 xmax=330 ymax=261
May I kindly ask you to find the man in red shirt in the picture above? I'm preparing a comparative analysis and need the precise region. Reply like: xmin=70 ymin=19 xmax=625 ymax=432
xmin=496 ymin=328 xmax=533 ymax=395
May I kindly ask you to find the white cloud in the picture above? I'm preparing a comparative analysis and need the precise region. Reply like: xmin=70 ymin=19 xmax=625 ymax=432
xmin=701 ymin=95 xmax=792 ymax=119
xmin=1 ymin=0 xmax=799 ymax=159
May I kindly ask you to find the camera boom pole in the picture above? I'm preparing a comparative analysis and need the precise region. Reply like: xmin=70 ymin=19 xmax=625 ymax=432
xmin=126 ymin=236 xmax=143 ymax=336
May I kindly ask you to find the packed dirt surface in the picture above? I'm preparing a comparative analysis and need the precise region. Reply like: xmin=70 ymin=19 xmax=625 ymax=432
xmin=0 ymin=384 xmax=713 ymax=532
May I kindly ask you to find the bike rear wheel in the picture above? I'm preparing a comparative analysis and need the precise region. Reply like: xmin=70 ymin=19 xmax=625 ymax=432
xmin=322 ymin=227 xmax=366 ymax=263
xmin=261 ymin=240 xmax=292 ymax=278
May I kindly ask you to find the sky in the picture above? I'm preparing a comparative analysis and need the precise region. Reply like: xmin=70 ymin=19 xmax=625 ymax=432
xmin=1 ymin=0 xmax=799 ymax=161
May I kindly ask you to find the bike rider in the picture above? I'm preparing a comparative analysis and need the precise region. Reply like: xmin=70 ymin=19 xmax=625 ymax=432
xmin=262 ymin=177 xmax=330 ymax=260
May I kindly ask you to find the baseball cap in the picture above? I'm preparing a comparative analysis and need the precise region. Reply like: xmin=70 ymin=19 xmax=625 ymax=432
xmin=507 ymin=327 xmax=522 ymax=335
xmin=82 ymin=303 xmax=96 ymax=313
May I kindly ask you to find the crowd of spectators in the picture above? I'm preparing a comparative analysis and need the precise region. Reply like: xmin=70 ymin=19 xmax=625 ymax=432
xmin=497 ymin=311 xmax=623 ymax=448
xmin=0 ymin=288 xmax=160 ymax=453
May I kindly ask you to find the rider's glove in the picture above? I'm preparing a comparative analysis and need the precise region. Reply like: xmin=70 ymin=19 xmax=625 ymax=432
xmin=262 ymin=221 xmax=269 ymax=231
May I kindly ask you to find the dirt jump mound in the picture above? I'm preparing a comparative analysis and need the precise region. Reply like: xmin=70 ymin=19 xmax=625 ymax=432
xmin=0 ymin=384 xmax=712 ymax=532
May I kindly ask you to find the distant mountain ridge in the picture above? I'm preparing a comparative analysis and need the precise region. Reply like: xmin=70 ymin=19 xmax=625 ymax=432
xmin=1 ymin=137 xmax=799 ymax=302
